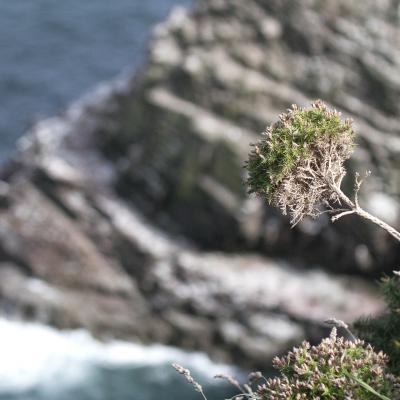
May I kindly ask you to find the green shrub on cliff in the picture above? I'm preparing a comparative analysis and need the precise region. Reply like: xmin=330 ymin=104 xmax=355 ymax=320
xmin=355 ymin=272 xmax=400 ymax=376
xmin=246 ymin=101 xmax=400 ymax=243
xmin=246 ymin=100 xmax=354 ymax=225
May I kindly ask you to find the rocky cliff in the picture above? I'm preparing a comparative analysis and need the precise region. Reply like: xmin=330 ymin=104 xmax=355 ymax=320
xmin=99 ymin=0 xmax=400 ymax=273
xmin=0 ymin=0 xmax=399 ymax=370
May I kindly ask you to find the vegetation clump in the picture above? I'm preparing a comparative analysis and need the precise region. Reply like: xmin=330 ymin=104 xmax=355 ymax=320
xmin=246 ymin=100 xmax=354 ymax=225
xmin=246 ymin=101 xmax=400 ymax=242
xmin=254 ymin=328 xmax=399 ymax=400
xmin=355 ymin=272 xmax=400 ymax=376
xmin=173 ymin=328 xmax=400 ymax=400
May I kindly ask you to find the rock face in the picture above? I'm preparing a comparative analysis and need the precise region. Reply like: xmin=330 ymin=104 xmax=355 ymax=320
xmin=0 ymin=0 xmax=398 ymax=369
xmin=99 ymin=0 xmax=400 ymax=274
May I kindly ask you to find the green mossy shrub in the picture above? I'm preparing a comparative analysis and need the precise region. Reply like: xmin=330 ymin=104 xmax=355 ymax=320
xmin=246 ymin=100 xmax=354 ymax=202
xmin=355 ymin=273 xmax=400 ymax=376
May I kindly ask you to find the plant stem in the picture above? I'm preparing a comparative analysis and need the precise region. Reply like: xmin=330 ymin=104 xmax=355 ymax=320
xmin=331 ymin=184 xmax=400 ymax=243
xmin=354 ymin=207 xmax=400 ymax=243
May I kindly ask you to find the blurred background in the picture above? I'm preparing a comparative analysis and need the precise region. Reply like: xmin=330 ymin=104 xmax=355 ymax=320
xmin=0 ymin=0 xmax=399 ymax=399
xmin=0 ymin=0 xmax=192 ymax=162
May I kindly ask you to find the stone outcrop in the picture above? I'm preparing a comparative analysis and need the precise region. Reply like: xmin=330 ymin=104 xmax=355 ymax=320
xmin=96 ymin=0 xmax=400 ymax=274
xmin=0 ymin=0 xmax=399 ymax=369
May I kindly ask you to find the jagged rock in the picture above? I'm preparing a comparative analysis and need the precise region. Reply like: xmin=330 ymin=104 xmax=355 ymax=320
xmin=96 ymin=0 xmax=400 ymax=273
xmin=0 ymin=0 xmax=397 ymax=369
xmin=0 ymin=138 xmax=384 ymax=369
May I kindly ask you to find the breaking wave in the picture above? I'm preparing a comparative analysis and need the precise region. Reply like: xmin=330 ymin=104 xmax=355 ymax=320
xmin=0 ymin=318 xmax=236 ymax=400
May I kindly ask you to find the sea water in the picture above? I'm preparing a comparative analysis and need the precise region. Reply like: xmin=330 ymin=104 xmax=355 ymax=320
xmin=0 ymin=318 xmax=237 ymax=400
xmin=0 ymin=0 xmax=192 ymax=163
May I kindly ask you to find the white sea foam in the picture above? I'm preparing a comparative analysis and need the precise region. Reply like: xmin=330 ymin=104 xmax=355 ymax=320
xmin=0 ymin=318 xmax=233 ymax=394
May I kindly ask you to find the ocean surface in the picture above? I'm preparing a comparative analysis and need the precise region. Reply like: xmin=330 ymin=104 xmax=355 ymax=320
xmin=0 ymin=0 xmax=192 ymax=163
xmin=0 ymin=318 xmax=237 ymax=400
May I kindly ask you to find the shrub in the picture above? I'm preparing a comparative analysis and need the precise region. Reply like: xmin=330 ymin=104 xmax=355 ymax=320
xmin=246 ymin=100 xmax=354 ymax=226
xmin=246 ymin=101 xmax=400 ymax=243
xmin=173 ymin=330 xmax=400 ymax=399
xmin=254 ymin=328 xmax=399 ymax=400
xmin=355 ymin=272 xmax=400 ymax=376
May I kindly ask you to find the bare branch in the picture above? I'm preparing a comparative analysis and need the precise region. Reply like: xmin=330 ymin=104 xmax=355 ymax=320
xmin=331 ymin=209 xmax=356 ymax=222
xmin=354 ymin=170 xmax=371 ymax=208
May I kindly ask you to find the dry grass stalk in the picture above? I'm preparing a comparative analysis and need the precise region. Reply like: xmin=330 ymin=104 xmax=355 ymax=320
xmin=172 ymin=363 xmax=208 ymax=400
xmin=214 ymin=373 xmax=244 ymax=393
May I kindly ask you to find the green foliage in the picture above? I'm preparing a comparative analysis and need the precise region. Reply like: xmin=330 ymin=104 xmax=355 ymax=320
xmin=354 ymin=273 xmax=400 ymax=376
xmin=253 ymin=329 xmax=399 ymax=400
xmin=246 ymin=101 xmax=354 ymax=201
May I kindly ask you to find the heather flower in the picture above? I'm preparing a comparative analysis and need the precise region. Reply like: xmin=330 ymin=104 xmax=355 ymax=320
xmin=172 ymin=329 xmax=399 ymax=400
xmin=253 ymin=328 xmax=400 ymax=400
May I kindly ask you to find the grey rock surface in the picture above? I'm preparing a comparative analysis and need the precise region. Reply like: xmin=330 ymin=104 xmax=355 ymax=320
xmin=97 ymin=0 xmax=400 ymax=273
